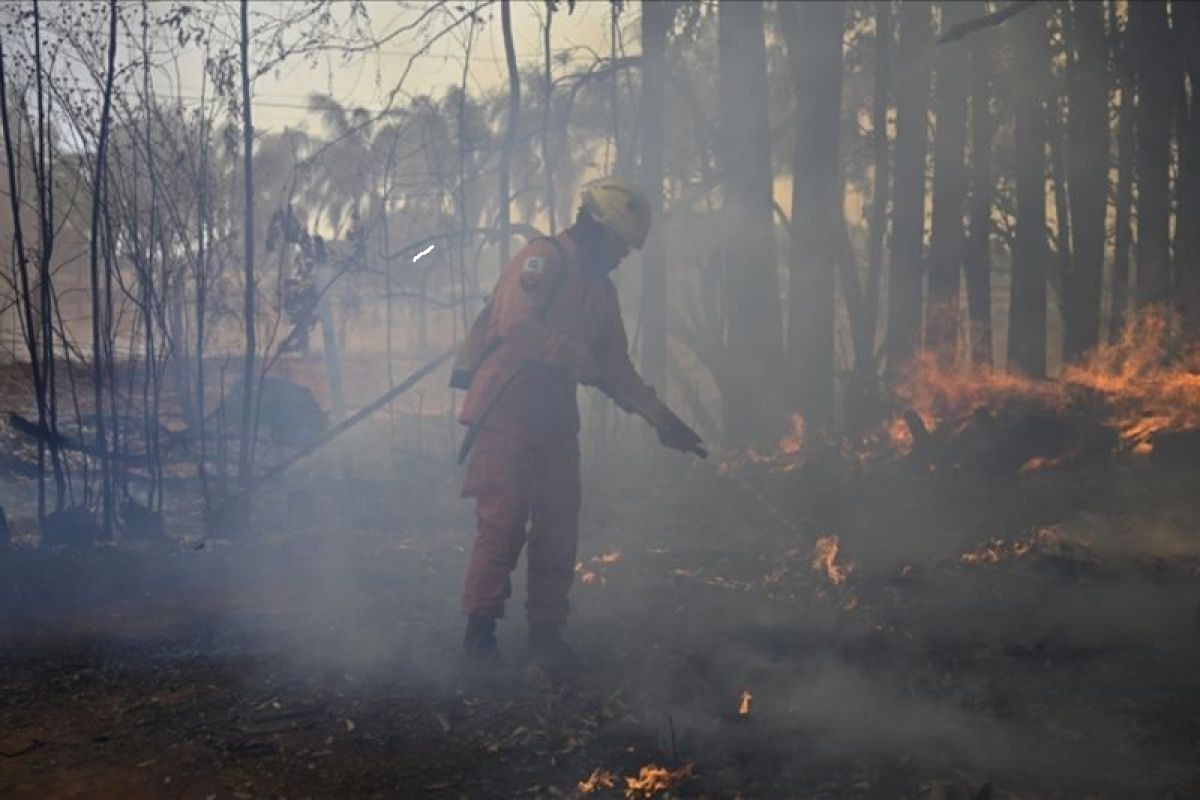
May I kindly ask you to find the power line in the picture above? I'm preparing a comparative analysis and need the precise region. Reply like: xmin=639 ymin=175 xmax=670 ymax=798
xmin=138 ymin=33 xmax=567 ymax=66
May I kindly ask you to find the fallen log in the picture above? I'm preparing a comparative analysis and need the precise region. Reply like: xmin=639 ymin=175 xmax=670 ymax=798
xmin=1148 ymin=430 xmax=1200 ymax=468
xmin=902 ymin=407 xmax=1117 ymax=477
xmin=7 ymin=412 xmax=190 ymax=467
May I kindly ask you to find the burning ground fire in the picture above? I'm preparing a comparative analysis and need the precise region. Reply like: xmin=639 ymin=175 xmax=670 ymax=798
xmin=895 ymin=307 xmax=1200 ymax=455
xmin=623 ymin=764 xmax=696 ymax=798
xmin=1063 ymin=309 xmax=1200 ymax=449
xmin=719 ymin=308 xmax=1200 ymax=471
xmin=577 ymin=763 xmax=696 ymax=799
xmin=958 ymin=525 xmax=1069 ymax=566
xmin=811 ymin=535 xmax=852 ymax=585
xmin=718 ymin=413 xmax=806 ymax=473
xmin=577 ymin=763 xmax=696 ymax=798
xmin=578 ymin=768 xmax=616 ymax=794
xmin=576 ymin=549 xmax=622 ymax=586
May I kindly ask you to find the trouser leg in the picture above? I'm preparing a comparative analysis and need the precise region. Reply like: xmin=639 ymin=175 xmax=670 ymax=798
xmin=524 ymin=438 xmax=582 ymax=626
xmin=461 ymin=433 xmax=531 ymax=618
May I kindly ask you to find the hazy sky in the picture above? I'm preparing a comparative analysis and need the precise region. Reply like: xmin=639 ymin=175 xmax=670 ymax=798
xmin=161 ymin=1 xmax=627 ymax=132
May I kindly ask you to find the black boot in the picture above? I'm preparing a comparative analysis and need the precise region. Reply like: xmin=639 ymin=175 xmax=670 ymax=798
xmin=528 ymin=622 xmax=581 ymax=678
xmin=463 ymin=614 xmax=500 ymax=663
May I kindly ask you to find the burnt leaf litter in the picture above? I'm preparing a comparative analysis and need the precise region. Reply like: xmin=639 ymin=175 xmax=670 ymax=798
xmin=2 ymin=421 xmax=1200 ymax=798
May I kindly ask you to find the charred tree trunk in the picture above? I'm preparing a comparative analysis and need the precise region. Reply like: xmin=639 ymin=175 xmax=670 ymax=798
xmin=1130 ymin=0 xmax=1173 ymax=306
xmin=196 ymin=100 xmax=211 ymax=511
xmin=780 ymin=0 xmax=843 ymax=431
xmin=237 ymin=0 xmax=257 ymax=484
xmin=541 ymin=4 xmax=556 ymax=236
xmin=1007 ymin=3 xmax=1049 ymax=378
xmin=90 ymin=0 xmax=118 ymax=537
xmin=964 ymin=8 xmax=994 ymax=368
xmin=1048 ymin=8 xmax=1073 ymax=344
xmin=32 ymin=1 xmax=66 ymax=511
xmin=499 ymin=0 xmax=520 ymax=268
xmin=1172 ymin=0 xmax=1200 ymax=333
xmin=864 ymin=0 xmax=892 ymax=369
xmin=925 ymin=1 xmax=971 ymax=362
xmin=885 ymin=0 xmax=932 ymax=378
xmin=318 ymin=277 xmax=345 ymax=422
xmin=1063 ymin=0 xmax=1107 ymax=361
xmin=717 ymin=0 xmax=784 ymax=441
xmin=140 ymin=2 xmax=163 ymax=512
xmin=638 ymin=0 xmax=672 ymax=390
xmin=1110 ymin=0 xmax=1134 ymax=340
xmin=0 ymin=32 xmax=50 ymax=523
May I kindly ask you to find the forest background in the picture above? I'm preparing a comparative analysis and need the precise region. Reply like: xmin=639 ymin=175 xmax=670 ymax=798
xmin=1 ymin=0 xmax=1198 ymax=536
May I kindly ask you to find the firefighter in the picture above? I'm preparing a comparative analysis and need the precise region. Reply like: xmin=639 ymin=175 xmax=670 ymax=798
xmin=457 ymin=176 xmax=705 ymax=675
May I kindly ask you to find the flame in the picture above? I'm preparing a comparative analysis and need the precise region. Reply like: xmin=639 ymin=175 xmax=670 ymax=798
xmin=592 ymin=549 xmax=622 ymax=565
xmin=576 ymin=550 xmax=621 ymax=586
xmin=1018 ymin=454 xmax=1067 ymax=474
xmin=893 ymin=352 xmax=1067 ymax=427
xmin=886 ymin=415 xmax=916 ymax=455
xmin=960 ymin=525 xmax=1064 ymax=565
xmin=719 ymin=414 xmax=808 ymax=472
xmin=811 ymin=535 xmax=851 ymax=585
xmin=575 ymin=562 xmax=604 ymax=586
xmin=722 ymin=308 xmax=1198 ymax=472
xmin=578 ymin=768 xmax=616 ymax=794
xmin=891 ymin=307 xmax=1200 ymax=454
xmin=623 ymin=763 xmax=695 ymax=798
xmin=1063 ymin=307 xmax=1200 ymax=448
xmin=778 ymin=413 xmax=806 ymax=456
xmin=738 ymin=689 xmax=753 ymax=716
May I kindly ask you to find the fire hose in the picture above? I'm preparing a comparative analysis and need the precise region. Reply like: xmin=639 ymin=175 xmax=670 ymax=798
xmin=697 ymin=455 xmax=814 ymax=536
xmin=244 ymin=345 xmax=456 ymax=490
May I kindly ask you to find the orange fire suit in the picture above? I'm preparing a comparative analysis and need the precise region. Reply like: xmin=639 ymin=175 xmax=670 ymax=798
xmin=459 ymin=233 xmax=659 ymax=624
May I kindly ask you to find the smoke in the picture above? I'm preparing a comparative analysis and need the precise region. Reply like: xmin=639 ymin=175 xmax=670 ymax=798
xmin=557 ymin=455 xmax=1200 ymax=795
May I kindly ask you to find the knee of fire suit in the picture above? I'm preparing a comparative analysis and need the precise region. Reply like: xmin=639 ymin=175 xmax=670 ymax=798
xmin=524 ymin=440 xmax=582 ymax=625
xmin=462 ymin=486 xmax=532 ymax=617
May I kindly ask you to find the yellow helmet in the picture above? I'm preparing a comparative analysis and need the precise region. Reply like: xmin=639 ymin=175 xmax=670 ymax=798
xmin=580 ymin=176 xmax=652 ymax=250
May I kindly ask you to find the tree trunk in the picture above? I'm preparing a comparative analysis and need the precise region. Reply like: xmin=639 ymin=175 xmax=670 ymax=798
xmin=33 ymin=1 xmax=66 ymax=510
xmin=925 ymin=1 xmax=971 ymax=361
xmin=196 ymin=100 xmax=211 ymax=511
xmin=1062 ymin=0 xmax=1107 ymax=361
xmin=1130 ymin=0 xmax=1173 ymax=306
xmin=542 ymin=5 xmax=556 ymax=236
xmin=499 ymin=0 xmax=520 ymax=268
xmin=1007 ymin=3 xmax=1049 ymax=378
xmin=90 ymin=0 xmax=118 ymax=537
xmin=1110 ymin=0 xmax=1133 ymax=340
xmin=885 ymin=0 xmax=932 ymax=378
xmin=1172 ymin=0 xmax=1200 ymax=333
xmin=1048 ymin=8 xmax=1073 ymax=344
xmin=964 ymin=6 xmax=994 ymax=368
xmin=717 ymin=0 xmax=784 ymax=441
xmin=318 ymin=282 xmax=346 ymax=422
xmin=638 ymin=0 xmax=672 ymax=391
xmin=780 ymin=0 xmax=843 ymax=431
xmin=864 ymin=0 xmax=892 ymax=368
xmin=0 ymin=30 xmax=50 ymax=522
xmin=238 ymin=0 xmax=257 ymax=484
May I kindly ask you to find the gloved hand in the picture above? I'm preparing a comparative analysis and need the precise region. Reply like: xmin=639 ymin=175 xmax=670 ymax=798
xmin=653 ymin=405 xmax=706 ymax=457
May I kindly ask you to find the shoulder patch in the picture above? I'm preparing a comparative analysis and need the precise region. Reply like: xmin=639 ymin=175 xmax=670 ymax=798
xmin=519 ymin=255 xmax=546 ymax=290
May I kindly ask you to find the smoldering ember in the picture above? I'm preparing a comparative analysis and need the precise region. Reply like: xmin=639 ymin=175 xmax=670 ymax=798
xmin=2 ymin=0 xmax=1199 ymax=797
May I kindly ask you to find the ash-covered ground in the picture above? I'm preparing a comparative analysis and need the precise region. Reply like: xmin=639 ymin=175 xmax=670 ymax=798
xmin=2 ymin=423 xmax=1200 ymax=799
